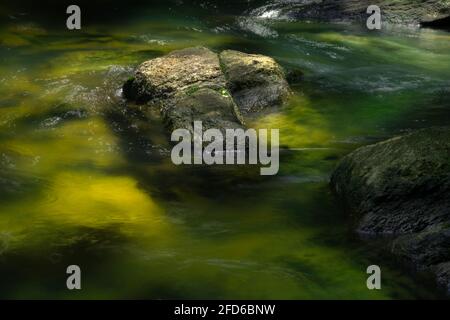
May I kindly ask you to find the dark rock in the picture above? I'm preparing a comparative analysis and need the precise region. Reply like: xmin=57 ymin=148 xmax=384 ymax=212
xmin=286 ymin=68 xmax=304 ymax=84
xmin=434 ymin=262 xmax=450 ymax=292
xmin=331 ymin=127 xmax=450 ymax=235
xmin=249 ymin=0 xmax=450 ymax=27
xmin=421 ymin=15 xmax=450 ymax=29
xmin=330 ymin=126 xmax=450 ymax=292
xmin=392 ymin=223 xmax=450 ymax=267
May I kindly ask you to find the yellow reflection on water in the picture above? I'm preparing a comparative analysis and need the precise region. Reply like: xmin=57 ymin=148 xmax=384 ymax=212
xmin=2 ymin=117 xmax=125 ymax=172
xmin=252 ymin=94 xmax=332 ymax=148
xmin=0 ymin=115 xmax=174 ymax=250
xmin=41 ymin=172 xmax=168 ymax=233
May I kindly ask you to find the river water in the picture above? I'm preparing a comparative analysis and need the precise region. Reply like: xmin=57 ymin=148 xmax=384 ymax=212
xmin=0 ymin=2 xmax=449 ymax=298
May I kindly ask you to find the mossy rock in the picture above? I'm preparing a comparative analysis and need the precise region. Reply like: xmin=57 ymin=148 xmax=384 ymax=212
xmin=123 ymin=46 xmax=293 ymax=140
xmin=330 ymin=126 xmax=450 ymax=293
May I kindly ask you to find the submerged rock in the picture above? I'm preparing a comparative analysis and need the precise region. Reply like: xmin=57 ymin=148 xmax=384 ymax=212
xmin=330 ymin=127 xmax=450 ymax=291
xmin=123 ymin=47 xmax=291 ymax=136
xmin=435 ymin=262 xmax=450 ymax=292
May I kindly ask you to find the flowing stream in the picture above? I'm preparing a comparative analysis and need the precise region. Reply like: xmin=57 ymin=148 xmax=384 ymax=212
xmin=0 ymin=2 xmax=449 ymax=298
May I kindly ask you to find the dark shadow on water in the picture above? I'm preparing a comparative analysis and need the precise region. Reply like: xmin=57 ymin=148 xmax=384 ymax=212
xmin=13 ymin=103 xmax=88 ymax=130
xmin=421 ymin=16 xmax=450 ymax=30
xmin=0 ymin=224 xmax=131 ymax=298
xmin=103 ymin=101 xmax=283 ymax=204
xmin=0 ymin=167 xmax=46 ymax=204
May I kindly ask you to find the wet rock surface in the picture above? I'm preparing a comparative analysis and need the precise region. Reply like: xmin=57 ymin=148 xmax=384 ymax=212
xmin=248 ymin=0 xmax=450 ymax=27
xmin=219 ymin=50 xmax=290 ymax=114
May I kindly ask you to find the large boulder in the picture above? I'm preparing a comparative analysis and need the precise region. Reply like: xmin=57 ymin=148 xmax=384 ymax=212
xmin=123 ymin=47 xmax=244 ymax=135
xmin=330 ymin=127 xmax=450 ymax=291
xmin=123 ymin=47 xmax=290 ymax=137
